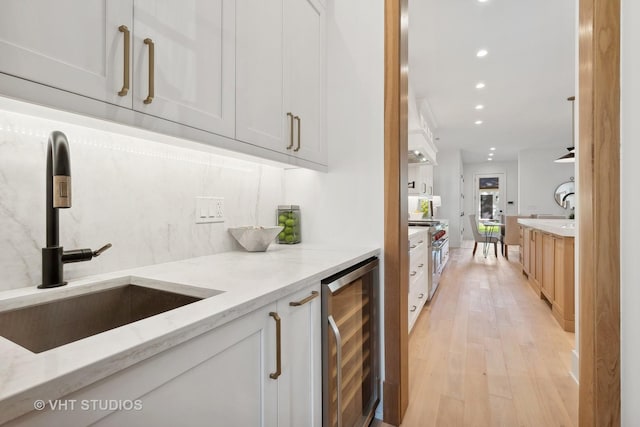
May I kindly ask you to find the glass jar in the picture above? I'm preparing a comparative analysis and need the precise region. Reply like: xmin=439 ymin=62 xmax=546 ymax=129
xmin=276 ymin=205 xmax=301 ymax=244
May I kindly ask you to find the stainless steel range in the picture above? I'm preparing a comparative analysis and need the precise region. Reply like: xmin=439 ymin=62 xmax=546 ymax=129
xmin=408 ymin=219 xmax=449 ymax=299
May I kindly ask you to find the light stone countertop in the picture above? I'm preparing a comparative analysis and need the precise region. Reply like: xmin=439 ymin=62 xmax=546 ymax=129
xmin=517 ymin=218 xmax=576 ymax=237
xmin=408 ymin=227 xmax=428 ymax=238
xmin=0 ymin=244 xmax=379 ymax=424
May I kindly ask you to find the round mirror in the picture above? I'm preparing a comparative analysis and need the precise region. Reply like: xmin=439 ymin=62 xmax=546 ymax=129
xmin=554 ymin=181 xmax=575 ymax=209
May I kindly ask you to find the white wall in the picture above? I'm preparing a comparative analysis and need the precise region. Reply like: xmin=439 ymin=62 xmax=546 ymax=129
xmin=517 ymin=148 xmax=575 ymax=216
xmin=462 ymin=161 xmax=518 ymax=240
xmin=0 ymin=105 xmax=284 ymax=291
xmin=434 ymin=149 xmax=463 ymax=247
xmin=620 ymin=0 xmax=640 ymax=423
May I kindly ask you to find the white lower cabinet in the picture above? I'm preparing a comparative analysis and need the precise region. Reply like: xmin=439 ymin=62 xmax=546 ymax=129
xmin=408 ymin=230 xmax=429 ymax=332
xmin=277 ymin=285 xmax=322 ymax=427
xmin=7 ymin=284 xmax=320 ymax=427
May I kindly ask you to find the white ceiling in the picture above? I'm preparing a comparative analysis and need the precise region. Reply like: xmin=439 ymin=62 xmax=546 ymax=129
xmin=408 ymin=0 xmax=576 ymax=163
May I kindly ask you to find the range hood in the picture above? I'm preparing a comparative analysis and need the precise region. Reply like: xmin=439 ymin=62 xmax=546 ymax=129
xmin=408 ymin=149 xmax=432 ymax=164
xmin=408 ymin=129 xmax=437 ymax=165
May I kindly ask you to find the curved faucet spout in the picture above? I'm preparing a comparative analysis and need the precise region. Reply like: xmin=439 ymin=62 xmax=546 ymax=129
xmin=40 ymin=131 xmax=111 ymax=289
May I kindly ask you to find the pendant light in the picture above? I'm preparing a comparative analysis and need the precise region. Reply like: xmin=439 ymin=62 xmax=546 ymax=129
xmin=555 ymin=96 xmax=575 ymax=163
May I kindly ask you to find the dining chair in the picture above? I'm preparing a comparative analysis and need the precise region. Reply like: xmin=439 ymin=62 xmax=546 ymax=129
xmin=469 ymin=214 xmax=500 ymax=257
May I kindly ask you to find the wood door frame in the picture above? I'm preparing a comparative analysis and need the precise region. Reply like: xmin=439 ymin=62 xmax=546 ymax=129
xmin=383 ymin=0 xmax=409 ymax=425
xmin=382 ymin=0 xmax=621 ymax=425
xmin=578 ymin=0 xmax=620 ymax=425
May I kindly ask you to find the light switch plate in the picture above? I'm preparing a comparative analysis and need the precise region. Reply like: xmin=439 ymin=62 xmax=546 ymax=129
xmin=195 ymin=197 xmax=224 ymax=224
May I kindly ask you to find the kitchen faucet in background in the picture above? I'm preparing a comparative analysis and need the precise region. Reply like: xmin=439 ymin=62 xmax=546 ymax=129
xmin=40 ymin=131 xmax=111 ymax=289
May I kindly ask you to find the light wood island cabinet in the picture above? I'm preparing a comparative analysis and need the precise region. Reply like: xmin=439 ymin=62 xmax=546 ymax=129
xmin=518 ymin=221 xmax=575 ymax=332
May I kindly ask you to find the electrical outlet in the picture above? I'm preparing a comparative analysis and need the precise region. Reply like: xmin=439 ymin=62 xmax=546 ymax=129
xmin=195 ymin=196 xmax=224 ymax=224
xmin=212 ymin=197 xmax=224 ymax=222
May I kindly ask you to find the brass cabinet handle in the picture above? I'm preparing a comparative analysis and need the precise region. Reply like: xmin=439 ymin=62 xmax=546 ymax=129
xmin=143 ymin=38 xmax=155 ymax=104
xmin=410 ymin=305 xmax=417 ymax=312
xmin=117 ymin=25 xmax=130 ymax=96
xmin=418 ymin=293 xmax=425 ymax=299
xmin=286 ymin=113 xmax=294 ymax=149
xmin=269 ymin=312 xmax=281 ymax=379
xmin=328 ymin=315 xmax=343 ymax=427
xmin=289 ymin=290 xmax=319 ymax=307
xmin=293 ymin=116 xmax=301 ymax=152
xmin=418 ymin=263 xmax=424 ymax=268
xmin=410 ymin=271 xmax=417 ymax=277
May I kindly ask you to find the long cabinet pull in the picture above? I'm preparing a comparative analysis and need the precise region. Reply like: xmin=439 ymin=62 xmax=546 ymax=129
xmin=269 ymin=312 xmax=281 ymax=379
xmin=293 ymin=116 xmax=301 ymax=152
xmin=328 ymin=315 xmax=343 ymax=427
xmin=117 ymin=25 xmax=130 ymax=96
xmin=143 ymin=38 xmax=155 ymax=104
xmin=286 ymin=112 xmax=294 ymax=149
xmin=289 ymin=290 xmax=319 ymax=307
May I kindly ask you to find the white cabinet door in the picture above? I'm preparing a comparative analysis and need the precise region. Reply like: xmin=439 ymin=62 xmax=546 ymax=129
xmin=278 ymin=284 xmax=321 ymax=427
xmin=237 ymin=0 xmax=326 ymax=165
xmin=408 ymin=165 xmax=420 ymax=195
xmin=284 ymin=0 xmax=326 ymax=165
xmin=7 ymin=304 xmax=278 ymax=427
xmin=408 ymin=164 xmax=434 ymax=196
xmin=236 ymin=0 xmax=287 ymax=153
xmin=0 ymin=0 xmax=133 ymax=107
xmin=133 ymin=0 xmax=235 ymax=138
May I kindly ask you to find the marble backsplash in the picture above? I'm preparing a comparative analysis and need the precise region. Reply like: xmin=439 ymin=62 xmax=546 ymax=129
xmin=0 ymin=109 xmax=285 ymax=291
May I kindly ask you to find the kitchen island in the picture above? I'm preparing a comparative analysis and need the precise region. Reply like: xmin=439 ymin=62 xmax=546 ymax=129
xmin=518 ymin=218 xmax=575 ymax=331
xmin=0 ymin=244 xmax=379 ymax=426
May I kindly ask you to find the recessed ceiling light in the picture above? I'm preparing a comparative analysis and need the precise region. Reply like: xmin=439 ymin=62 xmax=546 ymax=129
xmin=478 ymin=0 xmax=489 ymax=3
xmin=476 ymin=82 xmax=486 ymax=89
xmin=490 ymin=147 xmax=496 ymax=151
xmin=489 ymin=153 xmax=494 ymax=156
xmin=475 ymin=105 xmax=484 ymax=110
xmin=476 ymin=49 xmax=488 ymax=58
xmin=488 ymin=158 xmax=493 ymax=161
xmin=475 ymin=120 xmax=483 ymax=125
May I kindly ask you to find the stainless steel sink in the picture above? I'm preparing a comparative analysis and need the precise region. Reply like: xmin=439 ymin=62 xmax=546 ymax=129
xmin=0 ymin=284 xmax=216 ymax=353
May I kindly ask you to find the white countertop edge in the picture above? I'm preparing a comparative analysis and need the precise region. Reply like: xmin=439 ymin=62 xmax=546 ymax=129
xmin=517 ymin=218 xmax=576 ymax=237
xmin=0 ymin=244 xmax=380 ymax=424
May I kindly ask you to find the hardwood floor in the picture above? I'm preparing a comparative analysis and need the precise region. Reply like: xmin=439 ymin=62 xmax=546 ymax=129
xmin=375 ymin=243 xmax=578 ymax=427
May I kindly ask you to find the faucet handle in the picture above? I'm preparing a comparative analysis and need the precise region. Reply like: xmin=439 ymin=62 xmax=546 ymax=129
xmin=93 ymin=243 xmax=112 ymax=257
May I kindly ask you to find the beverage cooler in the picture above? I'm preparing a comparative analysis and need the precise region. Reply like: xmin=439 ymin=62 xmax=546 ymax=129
xmin=321 ymin=257 xmax=380 ymax=427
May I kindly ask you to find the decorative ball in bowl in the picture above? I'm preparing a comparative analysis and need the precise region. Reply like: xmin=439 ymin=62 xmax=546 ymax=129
xmin=228 ymin=226 xmax=284 ymax=252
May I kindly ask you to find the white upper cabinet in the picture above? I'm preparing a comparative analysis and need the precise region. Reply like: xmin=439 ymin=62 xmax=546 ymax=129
xmin=0 ymin=0 xmax=133 ymax=107
xmin=0 ymin=0 xmax=326 ymax=169
xmin=235 ymin=0 xmax=285 ymax=152
xmin=284 ymin=0 xmax=325 ymax=165
xmin=237 ymin=0 xmax=326 ymax=166
xmin=133 ymin=0 xmax=235 ymax=138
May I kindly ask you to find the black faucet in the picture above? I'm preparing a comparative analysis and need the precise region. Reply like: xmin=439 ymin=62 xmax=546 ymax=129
xmin=40 ymin=131 xmax=111 ymax=289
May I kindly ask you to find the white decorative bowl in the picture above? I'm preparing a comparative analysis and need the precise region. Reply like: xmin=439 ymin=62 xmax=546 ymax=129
xmin=409 ymin=212 xmax=424 ymax=221
xmin=228 ymin=226 xmax=284 ymax=252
